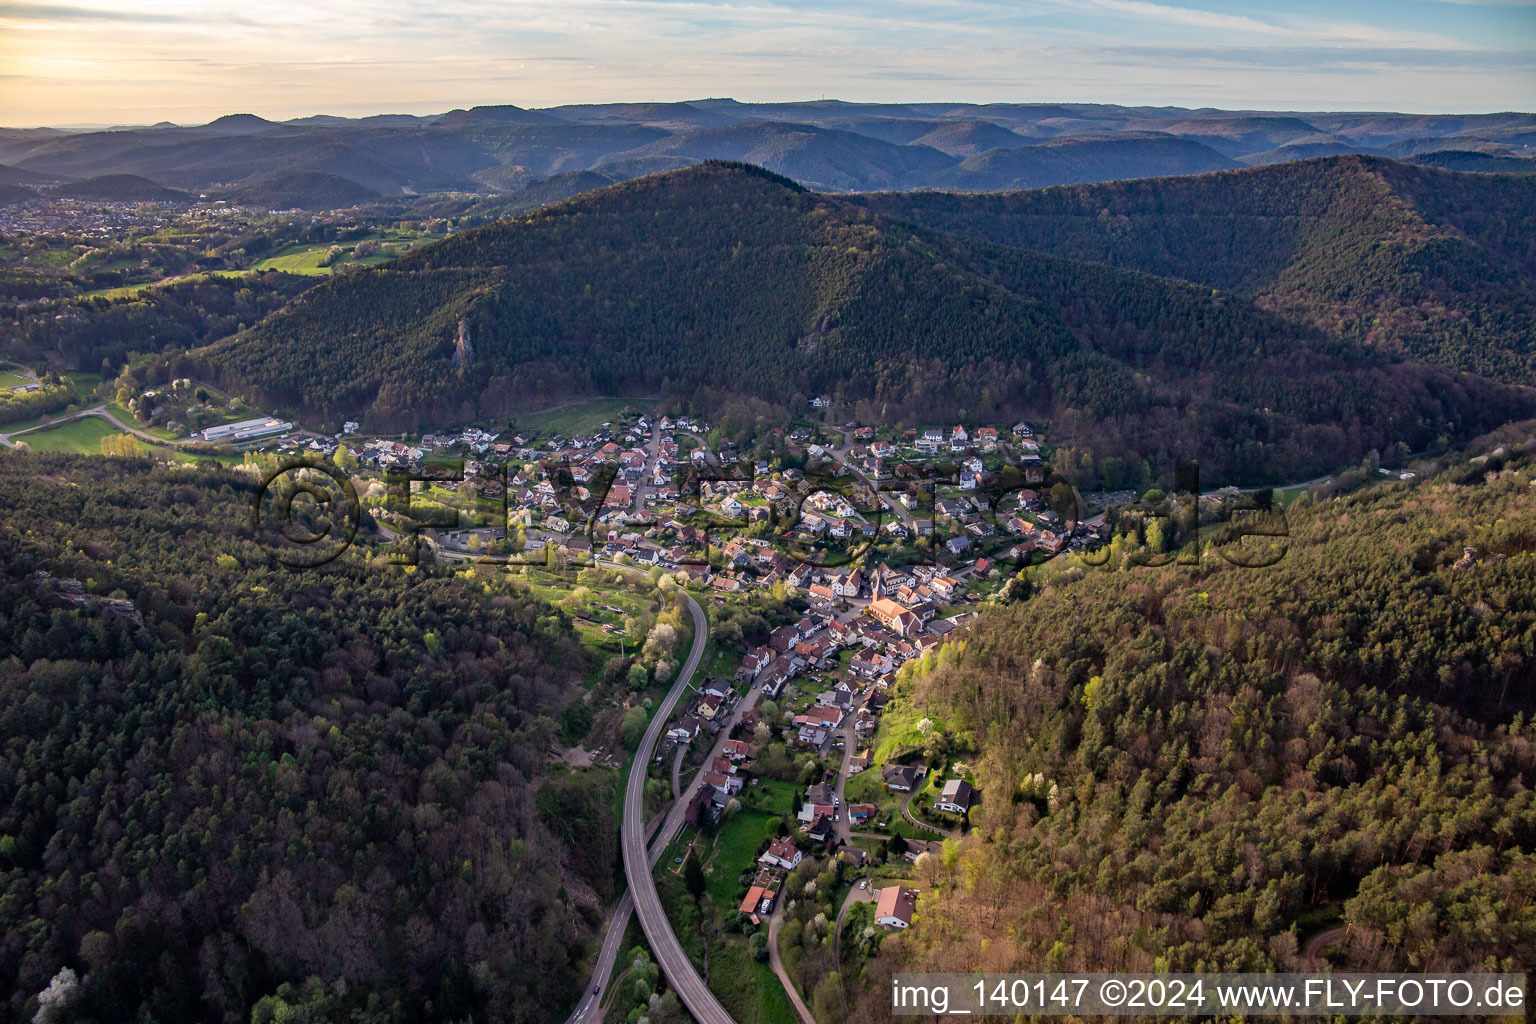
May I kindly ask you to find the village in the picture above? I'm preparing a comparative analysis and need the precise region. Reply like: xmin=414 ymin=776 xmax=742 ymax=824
xmin=267 ymin=401 xmax=1088 ymax=952
xmin=88 ymin=389 xmax=1098 ymax=982
xmin=302 ymin=401 xmax=1103 ymax=580
xmin=653 ymin=587 xmax=974 ymax=935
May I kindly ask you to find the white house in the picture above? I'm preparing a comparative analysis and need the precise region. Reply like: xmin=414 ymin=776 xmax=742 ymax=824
xmin=759 ymin=837 xmax=804 ymax=871
xmin=875 ymin=886 xmax=918 ymax=928
xmin=936 ymin=778 xmax=974 ymax=814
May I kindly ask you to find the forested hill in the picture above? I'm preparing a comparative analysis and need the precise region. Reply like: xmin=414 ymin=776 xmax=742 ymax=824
xmin=856 ymin=156 xmax=1536 ymax=383
xmin=0 ymin=453 xmax=620 ymax=1022
xmin=200 ymin=161 xmax=1535 ymax=488
xmin=847 ymin=424 xmax=1536 ymax=1018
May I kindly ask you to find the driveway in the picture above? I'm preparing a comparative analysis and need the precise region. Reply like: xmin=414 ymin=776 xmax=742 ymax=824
xmin=901 ymin=789 xmax=959 ymax=839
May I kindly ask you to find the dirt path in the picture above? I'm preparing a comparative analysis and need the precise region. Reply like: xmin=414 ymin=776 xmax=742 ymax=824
xmin=767 ymin=907 xmax=817 ymax=1024
xmin=1303 ymin=926 xmax=1348 ymax=968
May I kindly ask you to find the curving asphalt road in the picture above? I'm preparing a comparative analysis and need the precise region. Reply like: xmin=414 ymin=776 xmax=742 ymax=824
xmin=619 ymin=588 xmax=737 ymax=1024
xmin=1 ymin=404 xmax=197 ymax=450
xmin=565 ymin=809 xmax=679 ymax=1024
xmin=565 ymin=572 xmax=721 ymax=1024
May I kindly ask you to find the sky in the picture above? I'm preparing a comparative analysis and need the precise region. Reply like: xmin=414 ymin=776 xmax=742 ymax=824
xmin=1 ymin=0 xmax=1533 ymax=127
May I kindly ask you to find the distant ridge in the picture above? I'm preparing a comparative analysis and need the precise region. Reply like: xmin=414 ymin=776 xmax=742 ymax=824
xmin=434 ymin=105 xmax=562 ymax=127
xmin=1408 ymin=150 xmax=1536 ymax=174
xmin=1 ymin=101 xmax=1529 ymax=199
xmin=595 ymin=121 xmax=956 ymax=190
xmin=941 ymin=133 xmax=1236 ymax=189
xmin=0 ymin=162 xmax=63 ymax=186
xmin=203 ymin=113 xmax=276 ymax=134
xmin=911 ymin=120 xmax=1033 ymax=157
xmin=1243 ymin=139 xmax=1379 ymax=165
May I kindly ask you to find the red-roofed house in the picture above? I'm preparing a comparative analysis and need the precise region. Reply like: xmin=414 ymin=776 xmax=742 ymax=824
xmin=875 ymin=886 xmax=919 ymax=928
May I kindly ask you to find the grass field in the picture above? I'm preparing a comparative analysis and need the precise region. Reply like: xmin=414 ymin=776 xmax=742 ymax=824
xmin=742 ymin=779 xmax=796 ymax=817
xmin=705 ymin=643 xmax=740 ymax=685
xmin=709 ymin=940 xmax=797 ymax=1024
xmin=11 ymin=415 xmax=216 ymax=466
xmin=17 ymin=417 xmax=118 ymax=453
xmin=703 ymin=810 xmax=777 ymax=908
xmin=81 ymin=270 xmax=252 ymax=300
xmin=701 ymin=782 xmax=796 ymax=907
xmin=868 ymin=700 xmax=940 ymax=767
xmin=255 ymin=232 xmax=427 ymax=276
xmin=516 ymin=566 xmax=656 ymax=682
xmin=0 ymin=416 xmax=48 ymax=434
xmin=254 ymin=244 xmax=336 ymax=275
xmin=0 ymin=371 xmax=29 ymax=390
xmin=515 ymin=398 xmax=652 ymax=439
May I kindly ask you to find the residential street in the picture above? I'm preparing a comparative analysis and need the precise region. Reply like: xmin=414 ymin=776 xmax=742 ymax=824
xmin=634 ymin=420 xmax=660 ymax=516
xmin=832 ymin=720 xmax=857 ymax=844
xmin=828 ymin=431 xmax=918 ymax=530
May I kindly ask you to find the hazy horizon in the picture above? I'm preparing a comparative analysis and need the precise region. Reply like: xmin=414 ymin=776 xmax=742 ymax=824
xmin=10 ymin=96 xmax=1536 ymax=134
xmin=2 ymin=0 xmax=1533 ymax=128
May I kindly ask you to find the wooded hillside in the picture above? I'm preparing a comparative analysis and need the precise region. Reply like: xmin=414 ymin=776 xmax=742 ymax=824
xmin=199 ymin=161 xmax=1535 ymax=488
xmin=858 ymin=156 xmax=1536 ymax=383
xmin=847 ymin=424 xmax=1536 ymax=1019
xmin=0 ymin=453 xmax=617 ymax=1023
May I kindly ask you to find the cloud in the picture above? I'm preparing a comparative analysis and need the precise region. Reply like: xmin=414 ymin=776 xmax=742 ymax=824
xmin=1065 ymin=0 xmax=1477 ymax=49
xmin=1 ymin=0 xmax=1531 ymax=125
xmin=0 ymin=1 xmax=194 ymax=22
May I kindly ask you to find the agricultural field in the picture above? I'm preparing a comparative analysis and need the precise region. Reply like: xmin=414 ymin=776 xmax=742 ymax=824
xmin=254 ymin=230 xmax=431 ymax=275
xmin=514 ymin=398 xmax=650 ymax=439
xmin=14 ymin=416 xmax=118 ymax=453
xmin=254 ymin=243 xmax=337 ymax=275
xmin=81 ymin=270 xmax=253 ymax=300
